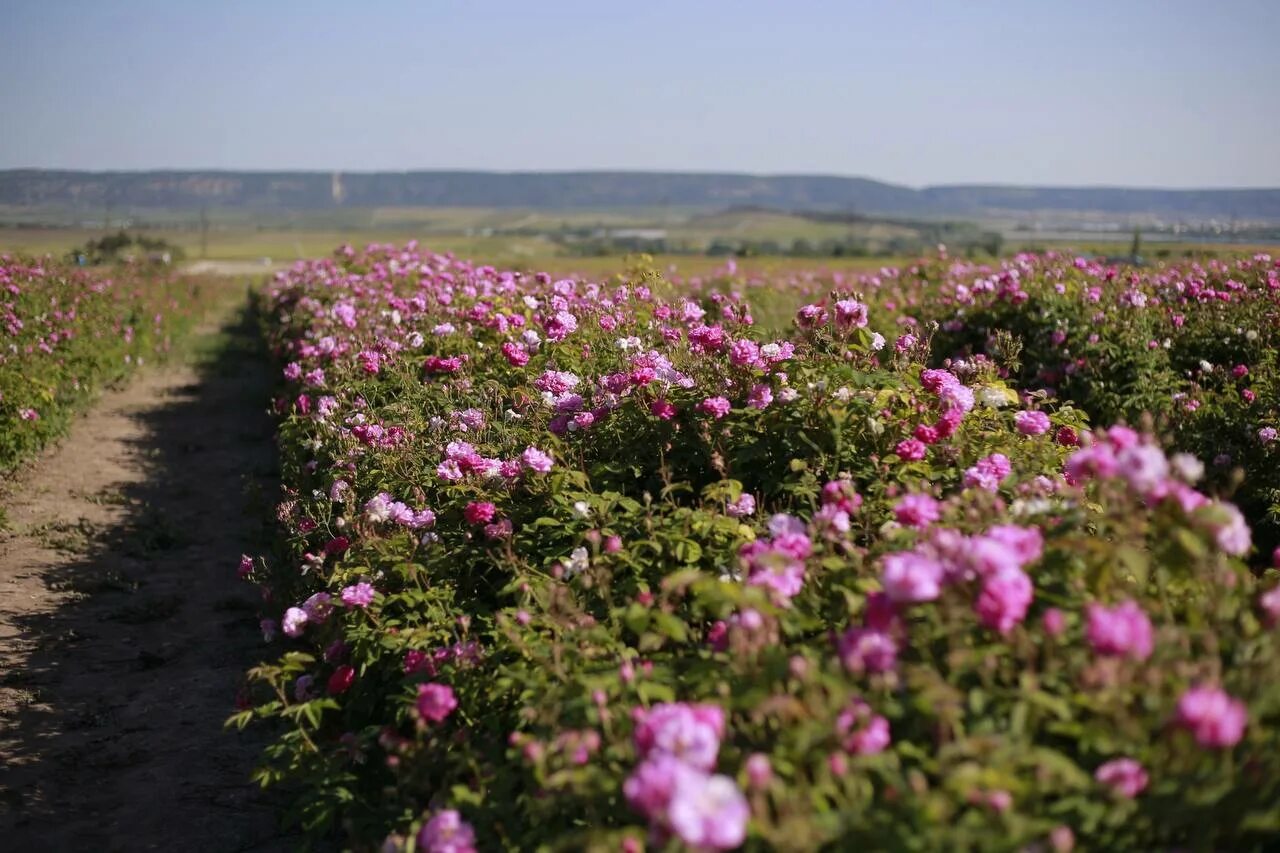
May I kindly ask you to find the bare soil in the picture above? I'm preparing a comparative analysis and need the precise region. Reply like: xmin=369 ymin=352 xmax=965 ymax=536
xmin=0 ymin=301 xmax=298 ymax=850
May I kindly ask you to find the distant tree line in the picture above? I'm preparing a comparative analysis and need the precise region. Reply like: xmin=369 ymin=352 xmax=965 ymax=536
xmin=558 ymin=230 xmax=1004 ymax=259
xmin=68 ymin=230 xmax=185 ymax=265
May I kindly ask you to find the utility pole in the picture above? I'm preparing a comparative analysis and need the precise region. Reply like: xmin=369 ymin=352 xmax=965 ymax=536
xmin=200 ymin=204 xmax=209 ymax=259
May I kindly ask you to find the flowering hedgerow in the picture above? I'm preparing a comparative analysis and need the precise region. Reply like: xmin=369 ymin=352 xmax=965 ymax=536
xmin=698 ymin=251 xmax=1279 ymax=561
xmin=825 ymin=250 xmax=1279 ymax=560
xmin=0 ymin=256 xmax=217 ymax=472
xmin=238 ymin=243 xmax=1280 ymax=850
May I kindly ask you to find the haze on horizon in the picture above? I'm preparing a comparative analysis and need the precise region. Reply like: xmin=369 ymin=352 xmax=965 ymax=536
xmin=2 ymin=0 xmax=1278 ymax=190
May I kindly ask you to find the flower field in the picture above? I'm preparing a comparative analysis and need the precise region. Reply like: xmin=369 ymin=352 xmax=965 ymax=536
xmin=880 ymin=252 xmax=1279 ymax=561
xmin=0 ymin=256 xmax=220 ymax=473
xmin=240 ymin=244 xmax=1280 ymax=851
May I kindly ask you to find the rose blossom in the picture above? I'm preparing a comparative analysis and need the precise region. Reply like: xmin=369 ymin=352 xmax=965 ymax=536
xmin=1095 ymin=758 xmax=1148 ymax=798
xmin=417 ymin=809 xmax=477 ymax=853
xmin=1176 ymin=685 xmax=1247 ymax=748
xmin=463 ymin=501 xmax=496 ymax=525
xmin=881 ymin=552 xmax=943 ymax=603
xmin=666 ymin=770 xmax=749 ymax=851
xmin=633 ymin=702 xmax=724 ymax=771
xmin=1015 ymin=410 xmax=1051 ymax=436
xmin=1085 ymin=600 xmax=1154 ymax=661
xmin=282 ymin=606 xmax=308 ymax=638
xmin=340 ymin=582 xmax=376 ymax=608
xmin=894 ymin=493 xmax=940 ymax=528
xmin=416 ymin=682 xmax=459 ymax=724
xmin=974 ymin=566 xmax=1033 ymax=634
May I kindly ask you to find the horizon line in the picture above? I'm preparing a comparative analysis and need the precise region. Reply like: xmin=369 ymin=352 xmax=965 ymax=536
xmin=1 ymin=167 xmax=1278 ymax=194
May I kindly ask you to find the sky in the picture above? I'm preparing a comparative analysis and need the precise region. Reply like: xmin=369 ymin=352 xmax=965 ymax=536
xmin=2 ymin=0 xmax=1278 ymax=188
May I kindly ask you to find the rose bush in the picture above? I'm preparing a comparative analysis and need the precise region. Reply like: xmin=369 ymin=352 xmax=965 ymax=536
xmin=238 ymin=244 xmax=1280 ymax=851
xmin=833 ymin=251 xmax=1278 ymax=561
xmin=0 ymin=255 xmax=218 ymax=472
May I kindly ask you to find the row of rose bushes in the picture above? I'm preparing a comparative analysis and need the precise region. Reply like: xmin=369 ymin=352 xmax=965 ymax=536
xmin=700 ymin=251 xmax=1280 ymax=560
xmin=928 ymin=253 xmax=1279 ymax=562
xmin=239 ymin=243 xmax=1280 ymax=851
xmin=0 ymin=256 xmax=220 ymax=473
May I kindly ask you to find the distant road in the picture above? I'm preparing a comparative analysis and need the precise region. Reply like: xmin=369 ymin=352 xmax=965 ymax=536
xmin=183 ymin=259 xmax=282 ymax=276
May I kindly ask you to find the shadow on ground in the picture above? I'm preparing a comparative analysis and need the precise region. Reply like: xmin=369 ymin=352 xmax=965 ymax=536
xmin=0 ymin=295 xmax=306 ymax=851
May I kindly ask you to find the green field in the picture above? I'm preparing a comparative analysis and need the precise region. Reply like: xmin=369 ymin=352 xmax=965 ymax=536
xmin=1 ymin=205 xmax=1273 ymax=277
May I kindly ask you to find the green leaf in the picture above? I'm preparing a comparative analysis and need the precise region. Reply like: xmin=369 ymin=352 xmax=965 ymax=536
xmin=672 ymin=539 xmax=703 ymax=564
xmin=623 ymin=604 xmax=650 ymax=635
xmin=651 ymin=612 xmax=689 ymax=642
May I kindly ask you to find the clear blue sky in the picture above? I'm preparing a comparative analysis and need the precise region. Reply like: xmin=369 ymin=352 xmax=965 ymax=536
xmin=2 ymin=0 xmax=1278 ymax=187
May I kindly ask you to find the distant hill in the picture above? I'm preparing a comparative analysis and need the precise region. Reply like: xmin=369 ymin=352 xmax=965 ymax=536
xmin=3 ymin=169 xmax=1279 ymax=222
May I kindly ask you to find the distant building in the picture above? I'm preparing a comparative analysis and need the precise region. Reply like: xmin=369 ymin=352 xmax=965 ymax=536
xmin=610 ymin=228 xmax=668 ymax=240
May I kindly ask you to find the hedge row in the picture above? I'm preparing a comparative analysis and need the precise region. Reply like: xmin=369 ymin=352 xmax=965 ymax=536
xmin=239 ymin=246 xmax=1280 ymax=851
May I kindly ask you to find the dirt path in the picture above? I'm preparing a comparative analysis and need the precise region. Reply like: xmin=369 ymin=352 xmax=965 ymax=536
xmin=0 ymin=298 xmax=296 ymax=850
